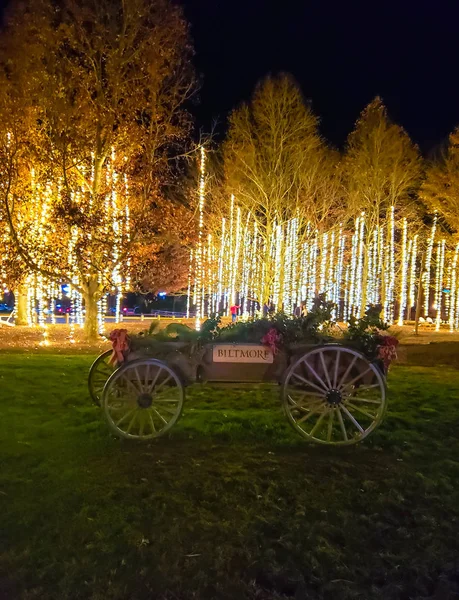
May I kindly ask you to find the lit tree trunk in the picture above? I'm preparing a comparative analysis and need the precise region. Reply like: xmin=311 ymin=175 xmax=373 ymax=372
xmin=15 ymin=282 xmax=29 ymax=326
xmin=261 ymin=221 xmax=274 ymax=310
xmin=83 ymin=277 xmax=101 ymax=341
xmin=359 ymin=250 xmax=369 ymax=318
xmin=414 ymin=252 xmax=426 ymax=336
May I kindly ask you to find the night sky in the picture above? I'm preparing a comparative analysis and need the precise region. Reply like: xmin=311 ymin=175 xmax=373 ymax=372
xmin=1 ymin=0 xmax=458 ymax=152
xmin=183 ymin=0 xmax=459 ymax=153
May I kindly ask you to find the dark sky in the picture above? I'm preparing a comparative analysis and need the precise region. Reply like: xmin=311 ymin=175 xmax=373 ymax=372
xmin=1 ymin=0 xmax=458 ymax=152
xmin=182 ymin=0 xmax=459 ymax=152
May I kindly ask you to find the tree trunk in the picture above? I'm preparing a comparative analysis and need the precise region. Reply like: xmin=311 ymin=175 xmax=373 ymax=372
xmin=359 ymin=250 xmax=369 ymax=318
xmin=83 ymin=277 xmax=101 ymax=341
xmin=414 ymin=252 xmax=426 ymax=336
xmin=15 ymin=283 xmax=29 ymax=326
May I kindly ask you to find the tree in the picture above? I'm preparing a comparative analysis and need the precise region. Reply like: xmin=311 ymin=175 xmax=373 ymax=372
xmin=0 ymin=0 xmax=196 ymax=338
xmin=343 ymin=97 xmax=422 ymax=228
xmin=342 ymin=97 xmax=423 ymax=315
xmin=223 ymin=73 xmax=342 ymax=306
xmin=421 ymin=128 xmax=459 ymax=238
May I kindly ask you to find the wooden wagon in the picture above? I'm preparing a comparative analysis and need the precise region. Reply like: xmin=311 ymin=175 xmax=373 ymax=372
xmin=88 ymin=340 xmax=387 ymax=446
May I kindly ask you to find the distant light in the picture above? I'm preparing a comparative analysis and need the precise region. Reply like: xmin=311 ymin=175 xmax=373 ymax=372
xmin=62 ymin=284 xmax=70 ymax=296
xmin=158 ymin=292 xmax=166 ymax=297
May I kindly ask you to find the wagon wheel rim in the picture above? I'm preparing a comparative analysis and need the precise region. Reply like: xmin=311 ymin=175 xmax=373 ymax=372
xmin=282 ymin=345 xmax=386 ymax=446
xmin=102 ymin=359 xmax=184 ymax=440
xmin=88 ymin=349 xmax=116 ymax=406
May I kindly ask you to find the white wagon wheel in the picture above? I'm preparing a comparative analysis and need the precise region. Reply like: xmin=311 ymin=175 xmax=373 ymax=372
xmin=282 ymin=345 xmax=386 ymax=445
xmin=88 ymin=349 xmax=116 ymax=406
xmin=102 ymin=358 xmax=184 ymax=440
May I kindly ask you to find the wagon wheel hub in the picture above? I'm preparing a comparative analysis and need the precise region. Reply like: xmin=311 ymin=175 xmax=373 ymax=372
xmin=325 ymin=388 xmax=342 ymax=406
xmin=137 ymin=393 xmax=153 ymax=409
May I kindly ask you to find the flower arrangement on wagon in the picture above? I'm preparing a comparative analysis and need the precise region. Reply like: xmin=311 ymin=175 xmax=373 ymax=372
xmin=107 ymin=299 xmax=398 ymax=372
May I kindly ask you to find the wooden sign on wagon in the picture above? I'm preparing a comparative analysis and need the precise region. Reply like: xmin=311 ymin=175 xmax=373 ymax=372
xmin=212 ymin=344 xmax=274 ymax=364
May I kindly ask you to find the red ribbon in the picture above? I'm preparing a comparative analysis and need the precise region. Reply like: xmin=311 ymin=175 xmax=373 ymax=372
xmin=108 ymin=328 xmax=130 ymax=365
xmin=377 ymin=335 xmax=399 ymax=370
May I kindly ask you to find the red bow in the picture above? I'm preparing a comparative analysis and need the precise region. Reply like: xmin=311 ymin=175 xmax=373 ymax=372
xmin=377 ymin=335 xmax=399 ymax=370
xmin=108 ymin=328 xmax=130 ymax=365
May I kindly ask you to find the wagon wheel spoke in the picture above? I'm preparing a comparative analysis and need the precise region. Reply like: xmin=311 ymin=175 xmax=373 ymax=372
xmin=287 ymin=391 xmax=325 ymax=405
xmin=121 ymin=374 xmax=142 ymax=396
xmin=138 ymin=413 xmax=145 ymax=437
xmin=154 ymin=397 xmax=182 ymax=403
xmin=352 ymin=383 xmax=381 ymax=392
xmin=302 ymin=360 xmax=329 ymax=392
xmin=337 ymin=355 xmax=358 ymax=389
xmin=296 ymin=405 xmax=323 ymax=424
xmin=336 ymin=406 xmax=348 ymax=441
xmin=327 ymin=409 xmax=335 ymax=442
xmin=340 ymin=366 xmax=373 ymax=391
xmin=319 ymin=352 xmax=332 ymax=388
xmin=88 ymin=350 xmax=116 ymax=405
xmin=116 ymin=409 xmax=136 ymax=427
xmin=348 ymin=397 xmax=382 ymax=405
xmin=291 ymin=372 xmax=328 ymax=395
xmin=153 ymin=374 xmax=173 ymax=395
xmin=308 ymin=410 xmax=328 ymax=438
xmin=346 ymin=401 xmax=377 ymax=419
xmin=148 ymin=411 xmax=157 ymax=433
xmin=152 ymin=408 xmax=168 ymax=425
xmin=126 ymin=411 xmax=138 ymax=433
xmin=154 ymin=405 xmax=178 ymax=416
xmin=333 ymin=349 xmax=341 ymax=388
xmin=146 ymin=366 xmax=162 ymax=393
xmin=340 ymin=405 xmax=364 ymax=433
xmin=134 ymin=367 xmax=145 ymax=392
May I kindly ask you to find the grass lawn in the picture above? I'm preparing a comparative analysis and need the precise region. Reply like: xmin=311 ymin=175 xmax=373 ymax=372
xmin=1 ymin=353 xmax=459 ymax=600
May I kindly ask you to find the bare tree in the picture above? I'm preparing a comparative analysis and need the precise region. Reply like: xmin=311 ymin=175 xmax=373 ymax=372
xmin=343 ymin=97 xmax=423 ymax=230
xmin=223 ymin=73 xmax=343 ymax=305
xmin=420 ymin=128 xmax=459 ymax=239
xmin=342 ymin=97 xmax=423 ymax=314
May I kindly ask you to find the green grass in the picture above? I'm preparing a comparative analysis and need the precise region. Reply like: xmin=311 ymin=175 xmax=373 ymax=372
xmin=1 ymin=353 xmax=459 ymax=600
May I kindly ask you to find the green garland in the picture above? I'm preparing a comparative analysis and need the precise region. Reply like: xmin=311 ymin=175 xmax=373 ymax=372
xmin=129 ymin=301 xmax=393 ymax=364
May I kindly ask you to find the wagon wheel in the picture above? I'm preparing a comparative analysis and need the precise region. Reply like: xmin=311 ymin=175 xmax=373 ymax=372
xmin=282 ymin=345 xmax=386 ymax=445
xmin=88 ymin=349 xmax=116 ymax=406
xmin=102 ymin=358 xmax=184 ymax=440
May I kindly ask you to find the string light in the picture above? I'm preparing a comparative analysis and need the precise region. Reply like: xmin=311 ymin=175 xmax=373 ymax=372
xmin=423 ymin=214 xmax=437 ymax=317
xmin=408 ymin=234 xmax=418 ymax=318
xmin=397 ymin=218 xmax=408 ymax=326
xmin=449 ymin=244 xmax=459 ymax=332
xmin=435 ymin=239 xmax=446 ymax=331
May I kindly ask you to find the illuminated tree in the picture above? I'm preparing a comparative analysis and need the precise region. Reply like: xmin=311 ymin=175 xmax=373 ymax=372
xmin=421 ymin=129 xmax=459 ymax=238
xmin=343 ymin=97 xmax=422 ymax=227
xmin=0 ymin=0 xmax=196 ymax=338
xmin=223 ymin=74 xmax=343 ymax=306
xmin=342 ymin=97 xmax=423 ymax=315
